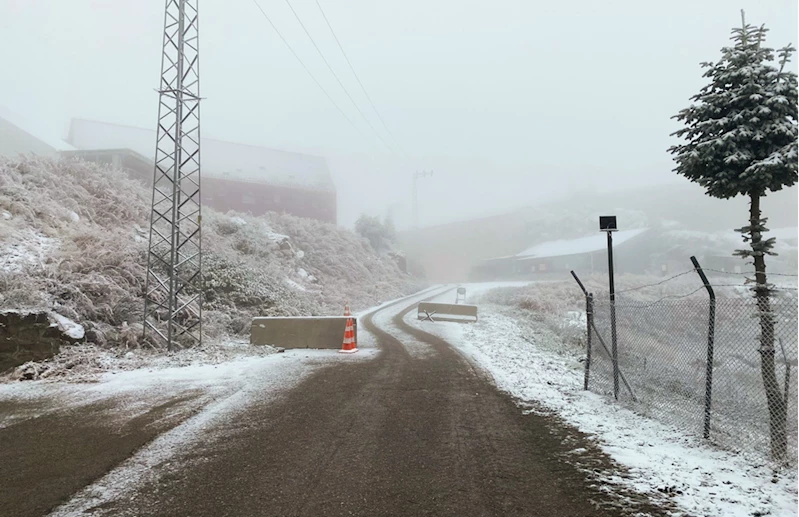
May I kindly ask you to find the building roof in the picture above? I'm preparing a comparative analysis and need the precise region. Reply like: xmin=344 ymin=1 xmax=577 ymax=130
xmin=0 ymin=106 xmax=76 ymax=152
xmin=516 ymin=228 xmax=649 ymax=260
xmin=66 ymin=118 xmax=334 ymax=192
xmin=61 ymin=147 xmax=152 ymax=162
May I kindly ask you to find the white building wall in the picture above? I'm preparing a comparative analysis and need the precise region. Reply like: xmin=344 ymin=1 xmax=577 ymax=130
xmin=0 ymin=117 xmax=58 ymax=158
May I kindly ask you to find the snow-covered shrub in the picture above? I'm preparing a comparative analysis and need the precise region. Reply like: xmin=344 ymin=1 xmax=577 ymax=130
xmin=0 ymin=157 xmax=424 ymax=350
xmin=46 ymin=229 xmax=147 ymax=326
xmin=354 ymin=213 xmax=395 ymax=251
xmin=479 ymin=282 xmax=588 ymax=345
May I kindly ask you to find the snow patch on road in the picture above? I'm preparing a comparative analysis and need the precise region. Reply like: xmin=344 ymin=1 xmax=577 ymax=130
xmin=374 ymin=306 xmax=436 ymax=359
xmin=370 ymin=286 xmax=453 ymax=359
xmin=46 ymin=348 xmax=376 ymax=517
xmin=416 ymin=306 xmax=798 ymax=517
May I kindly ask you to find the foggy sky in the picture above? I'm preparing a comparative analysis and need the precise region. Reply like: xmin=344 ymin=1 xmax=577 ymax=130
xmin=1 ymin=0 xmax=797 ymax=229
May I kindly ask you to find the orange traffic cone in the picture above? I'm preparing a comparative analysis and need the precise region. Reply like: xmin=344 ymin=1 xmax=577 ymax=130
xmin=339 ymin=305 xmax=358 ymax=354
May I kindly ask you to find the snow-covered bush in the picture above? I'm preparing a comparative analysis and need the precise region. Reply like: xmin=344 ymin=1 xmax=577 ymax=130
xmin=0 ymin=157 xmax=424 ymax=349
xmin=478 ymin=282 xmax=588 ymax=345
xmin=354 ymin=213 xmax=395 ymax=251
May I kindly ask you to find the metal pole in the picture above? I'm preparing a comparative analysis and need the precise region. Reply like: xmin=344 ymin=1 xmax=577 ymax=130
xmin=585 ymin=293 xmax=593 ymax=391
xmin=608 ymin=231 xmax=619 ymax=400
xmin=412 ymin=171 xmax=418 ymax=229
xmin=165 ymin=0 xmax=186 ymax=351
xmin=412 ymin=170 xmax=432 ymax=229
xmin=144 ymin=0 xmax=203 ymax=350
xmin=570 ymin=270 xmax=587 ymax=296
xmin=588 ymin=317 xmax=637 ymax=401
xmin=570 ymin=270 xmax=593 ymax=391
xmin=691 ymin=256 xmax=716 ymax=440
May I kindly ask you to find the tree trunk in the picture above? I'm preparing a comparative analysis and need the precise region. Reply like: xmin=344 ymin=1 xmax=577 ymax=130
xmin=750 ymin=192 xmax=787 ymax=461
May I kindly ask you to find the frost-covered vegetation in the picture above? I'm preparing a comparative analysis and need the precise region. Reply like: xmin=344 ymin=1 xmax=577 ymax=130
xmin=476 ymin=274 xmax=798 ymax=348
xmin=0 ymin=157 xmax=424 ymax=349
xmin=354 ymin=213 xmax=396 ymax=251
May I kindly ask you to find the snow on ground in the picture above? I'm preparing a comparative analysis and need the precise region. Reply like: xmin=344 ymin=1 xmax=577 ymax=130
xmin=284 ymin=277 xmax=307 ymax=291
xmin=370 ymin=285 xmax=452 ymax=359
xmin=0 ymin=228 xmax=58 ymax=272
xmin=406 ymin=303 xmax=798 ymax=517
xmin=3 ymin=284 xmax=436 ymax=401
xmin=353 ymin=284 xmax=444 ymax=318
xmin=37 ymin=288 xmax=446 ymax=515
xmin=2 ymin=339 xmax=284 ymax=383
xmin=2 ymin=284 xmax=437 ymax=384
xmin=458 ymin=281 xmax=537 ymax=299
xmin=49 ymin=313 xmax=86 ymax=340
xmin=44 ymin=348 xmax=378 ymax=517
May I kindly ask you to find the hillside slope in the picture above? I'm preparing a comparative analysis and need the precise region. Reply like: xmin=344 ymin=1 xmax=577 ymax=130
xmin=398 ymin=182 xmax=798 ymax=282
xmin=0 ymin=157 xmax=423 ymax=348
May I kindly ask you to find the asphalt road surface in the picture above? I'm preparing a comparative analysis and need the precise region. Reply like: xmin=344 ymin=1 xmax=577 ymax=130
xmin=2 ymin=295 xmax=670 ymax=516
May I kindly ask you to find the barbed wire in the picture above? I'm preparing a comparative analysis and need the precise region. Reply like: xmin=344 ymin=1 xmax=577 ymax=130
xmin=609 ymin=286 xmax=709 ymax=309
xmin=615 ymin=270 xmax=697 ymax=294
xmin=600 ymin=285 xmax=798 ymax=310
xmin=714 ymin=284 xmax=798 ymax=289
xmin=700 ymin=267 xmax=798 ymax=277
xmin=609 ymin=267 xmax=797 ymax=297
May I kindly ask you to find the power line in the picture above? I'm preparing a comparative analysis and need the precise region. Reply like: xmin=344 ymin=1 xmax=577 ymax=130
xmin=250 ymin=0 xmax=378 ymax=151
xmin=313 ymin=0 xmax=411 ymax=160
xmin=281 ymin=0 xmax=396 ymax=155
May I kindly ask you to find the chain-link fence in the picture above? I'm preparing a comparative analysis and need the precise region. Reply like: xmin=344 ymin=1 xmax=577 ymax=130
xmin=585 ymin=288 xmax=798 ymax=465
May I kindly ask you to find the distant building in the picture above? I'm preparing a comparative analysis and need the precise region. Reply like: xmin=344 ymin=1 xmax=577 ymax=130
xmin=398 ymin=184 xmax=798 ymax=283
xmin=515 ymin=228 xmax=651 ymax=275
xmin=0 ymin=106 xmax=74 ymax=158
xmin=64 ymin=119 xmax=337 ymax=224
xmin=471 ymin=228 xmax=653 ymax=280
xmin=471 ymin=225 xmax=799 ymax=281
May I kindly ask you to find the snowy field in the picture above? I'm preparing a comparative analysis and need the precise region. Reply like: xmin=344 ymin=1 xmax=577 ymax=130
xmin=405 ymin=292 xmax=799 ymax=517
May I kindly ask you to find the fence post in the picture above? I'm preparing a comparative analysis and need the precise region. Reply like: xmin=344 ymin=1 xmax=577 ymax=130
xmin=607 ymin=232 xmax=619 ymax=400
xmin=570 ymin=270 xmax=593 ymax=391
xmin=691 ymin=256 xmax=716 ymax=440
xmin=570 ymin=270 xmax=588 ymax=296
xmin=585 ymin=293 xmax=593 ymax=390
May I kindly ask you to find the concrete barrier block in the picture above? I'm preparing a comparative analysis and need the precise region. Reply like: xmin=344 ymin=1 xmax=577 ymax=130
xmin=250 ymin=316 xmax=357 ymax=349
xmin=417 ymin=302 xmax=478 ymax=322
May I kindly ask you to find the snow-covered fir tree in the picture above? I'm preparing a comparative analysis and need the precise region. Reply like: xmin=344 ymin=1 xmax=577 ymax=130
xmin=669 ymin=11 xmax=798 ymax=462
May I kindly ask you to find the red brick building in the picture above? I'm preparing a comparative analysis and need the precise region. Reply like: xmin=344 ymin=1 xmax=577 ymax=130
xmin=64 ymin=119 xmax=337 ymax=224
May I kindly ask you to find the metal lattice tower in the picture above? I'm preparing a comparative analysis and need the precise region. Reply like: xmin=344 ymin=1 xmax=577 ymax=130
xmin=144 ymin=0 xmax=202 ymax=350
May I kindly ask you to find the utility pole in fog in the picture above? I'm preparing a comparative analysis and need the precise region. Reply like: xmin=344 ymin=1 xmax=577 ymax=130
xmin=143 ymin=0 xmax=203 ymax=351
xmin=412 ymin=169 xmax=433 ymax=228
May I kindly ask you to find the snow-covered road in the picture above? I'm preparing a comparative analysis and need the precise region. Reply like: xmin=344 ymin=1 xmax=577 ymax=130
xmin=1 ymin=291 xmax=432 ymax=517
xmin=405 ymin=292 xmax=799 ymax=517
xmin=2 ymin=282 xmax=794 ymax=517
